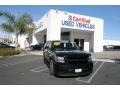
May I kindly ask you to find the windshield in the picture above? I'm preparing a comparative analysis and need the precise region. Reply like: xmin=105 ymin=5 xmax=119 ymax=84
xmin=52 ymin=41 xmax=79 ymax=51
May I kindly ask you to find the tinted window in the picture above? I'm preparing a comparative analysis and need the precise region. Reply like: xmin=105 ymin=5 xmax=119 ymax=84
xmin=52 ymin=42 xmax=79 ymax=51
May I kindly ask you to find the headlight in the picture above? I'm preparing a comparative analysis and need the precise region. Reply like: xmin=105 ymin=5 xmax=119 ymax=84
xmin=56 ymin=57 xmax=65 ymax=63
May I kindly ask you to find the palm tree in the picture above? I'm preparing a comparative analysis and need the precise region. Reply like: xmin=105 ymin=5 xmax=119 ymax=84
xmin=0 ymin=11 xmax=35 ymax=51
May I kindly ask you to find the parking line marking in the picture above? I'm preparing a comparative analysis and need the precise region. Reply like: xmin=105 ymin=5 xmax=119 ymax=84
xmin=93 ymin=59 xmax=115 ymax=63
xmin=75 ymin=61 xmax=98 ymax=83
xmin=30 ymin=66 xmax=46 ymax=70
xmin=94 ymin=61 xmax=98 ymax=65
xmin=30 ymin=66 xmax=48 ymax=72
xmin=75 ymin=78 xmax=90 ymax=83
xmin=1 ymin=59 xmax=40 ymax=67
xmin=87 ymin=61 xmax=104 ymax=83
xmin=31 ymin=68 xmax=48 ymax=72
xmin=76 ymin=61 xmax=104 ymax=83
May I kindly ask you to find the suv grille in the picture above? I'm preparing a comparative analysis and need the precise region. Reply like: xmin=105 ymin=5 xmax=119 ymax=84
xmin=66 ymin=59 xmax=88 ymax=65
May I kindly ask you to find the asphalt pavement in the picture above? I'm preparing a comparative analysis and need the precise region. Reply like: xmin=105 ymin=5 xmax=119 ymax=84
xmin=0 ymin=55 xmax=120 ymax=85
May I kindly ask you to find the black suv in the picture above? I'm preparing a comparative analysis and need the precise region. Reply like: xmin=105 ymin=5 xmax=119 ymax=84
xmin=43 ymin=41 xmax=93 ymax=77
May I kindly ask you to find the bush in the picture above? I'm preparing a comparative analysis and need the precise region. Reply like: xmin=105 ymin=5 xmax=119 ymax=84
xmin=0 ymin=48 xmax=20 ymax=56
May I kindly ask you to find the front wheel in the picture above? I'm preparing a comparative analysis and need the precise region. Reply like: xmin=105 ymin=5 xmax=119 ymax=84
xmin=49 ymin=60 xmax=55 ymax=75
xmin=43 ymin=56 xmax=46 ymax=64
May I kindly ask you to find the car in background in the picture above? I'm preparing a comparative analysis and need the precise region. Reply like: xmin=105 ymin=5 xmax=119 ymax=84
xmin=0 ymin=43 xmax=15 ymax=48
xmin=43 ymin=41 xmax=93 ymax=77
xmin=9 ymin=43 xmax=16 ymax=47
xmin=30 ymin=43 xmax=44 ymax=50
xmin=103 ymin=45 xmax=120 ymax=51
xmin=113 ymin=46 xmax=120 ymax=49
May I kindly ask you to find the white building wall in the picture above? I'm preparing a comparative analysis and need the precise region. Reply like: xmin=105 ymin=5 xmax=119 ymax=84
xmin=30 ymin=33 xmax=38 ymax=45
xmin=34 ymin=30 xmax=46 ymax=44
xmin=47 ymin=10 xmax=61 ymax=41
xmin=70 ymin=31 xmax=91 ymax=42
xmin=12 ymin=34 xmax=29 ymax=49
xmin=35 ymin=14 xmax=48 ymax=33
xmin=18 ymin=35 xmax=29 ymax=49
xmin=32 ymin=13 xmax=48 ymax=45
xmin=93 ymin=19 xmax=104 ymax=52
xmin=70 ymin=30 xmax=92 ymax=51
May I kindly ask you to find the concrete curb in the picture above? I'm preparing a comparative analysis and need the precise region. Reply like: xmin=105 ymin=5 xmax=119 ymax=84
xmin=93 ymin=59 xmax=120 ymax=63
xmin=0 ymin=53 xmax=31 ymax=59
xmin=0 ymin=52 xmax=43 ymax=59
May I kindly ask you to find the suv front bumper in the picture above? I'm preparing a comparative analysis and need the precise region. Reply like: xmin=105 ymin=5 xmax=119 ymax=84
xmin=54 ymin=61 xmax=93 ymax=77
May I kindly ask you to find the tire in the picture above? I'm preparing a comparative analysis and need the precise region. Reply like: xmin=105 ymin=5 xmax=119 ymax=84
xmin=43 ymin=56 xmax=46 ymax=64
xmin=43 ymin=55 xmax=47 ymax=64
xmin=49 ymin=60 xmax=55 ymax=75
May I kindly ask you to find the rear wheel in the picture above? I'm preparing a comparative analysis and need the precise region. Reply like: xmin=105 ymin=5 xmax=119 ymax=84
xmin=49 ymin=60 xmax=55 ymax=75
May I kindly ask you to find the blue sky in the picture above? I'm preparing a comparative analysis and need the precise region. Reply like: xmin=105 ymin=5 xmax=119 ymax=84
xmin=0 ymin=5 xmax=120 ymax=40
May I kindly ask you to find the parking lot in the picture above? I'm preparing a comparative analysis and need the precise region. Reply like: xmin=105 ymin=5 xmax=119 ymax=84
xmin=0 ymin=54 xmax=120 ymax=85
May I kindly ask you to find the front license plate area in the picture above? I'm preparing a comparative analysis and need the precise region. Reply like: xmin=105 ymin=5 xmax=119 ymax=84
xmin=75 ymin=69 xmax=82 ymax=73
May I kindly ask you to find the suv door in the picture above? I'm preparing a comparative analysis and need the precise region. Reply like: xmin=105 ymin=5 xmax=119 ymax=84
xmin=44 ymin=42 xmax=48 ymax=60
xmin=46 ymin=42 xmax=52 ymax=62
xmin=44 ymin=42 xmax=52 ymax=63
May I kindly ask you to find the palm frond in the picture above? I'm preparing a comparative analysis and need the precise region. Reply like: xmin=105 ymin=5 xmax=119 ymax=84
xmin=0 ymin=11 xmax=16 ymax=25
xmin=19 ymin=13 xmax=33 ymax=24
xmin=0 ymin=23 xmax=14 ymax=33
xmin=0 ymin=11 xmax=35 ymax=35
xmin=16 ymin=14 xmax=34 ymax=35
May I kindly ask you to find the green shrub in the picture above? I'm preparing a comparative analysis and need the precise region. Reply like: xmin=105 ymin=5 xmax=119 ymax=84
xmin=0 ymin=48 xmax=20 ymax=56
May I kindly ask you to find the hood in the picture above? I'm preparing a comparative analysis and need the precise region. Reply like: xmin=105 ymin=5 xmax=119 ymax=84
xmin=55 ymin=50 xmax=91 ymax=59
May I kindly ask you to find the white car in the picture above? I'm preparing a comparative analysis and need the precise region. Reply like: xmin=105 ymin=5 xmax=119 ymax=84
xmin=9 ymin=43 xmax=16 ymax=47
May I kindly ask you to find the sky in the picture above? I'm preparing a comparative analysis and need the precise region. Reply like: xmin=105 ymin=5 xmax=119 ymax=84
xmin=0 ymin=5 xmax=120 ymax=40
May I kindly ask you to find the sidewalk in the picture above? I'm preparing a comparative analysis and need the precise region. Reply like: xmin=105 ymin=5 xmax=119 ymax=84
xmin=27 ymin=50 xmax=43 ymax=55
xmin=92 ymin=51 xmax=120 ymax=60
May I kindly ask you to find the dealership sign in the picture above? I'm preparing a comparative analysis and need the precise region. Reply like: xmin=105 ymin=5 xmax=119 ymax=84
xmin=61 ymin=15 xmax=95 ymax=30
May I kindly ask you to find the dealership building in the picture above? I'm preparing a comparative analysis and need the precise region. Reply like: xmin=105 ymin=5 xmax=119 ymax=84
xmin=15 ymin=9 xmax=120 ymax=52
xmin=28 ymin=9 xmax=103 ymax=52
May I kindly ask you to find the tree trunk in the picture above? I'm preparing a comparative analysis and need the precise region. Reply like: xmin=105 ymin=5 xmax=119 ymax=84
xmin=15 ymin=34 xmax=19 ymax=51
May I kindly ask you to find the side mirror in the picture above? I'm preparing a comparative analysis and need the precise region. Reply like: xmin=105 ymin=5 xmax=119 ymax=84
xmin=45 ymin=46 xmax=49 ymax=49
